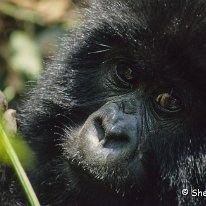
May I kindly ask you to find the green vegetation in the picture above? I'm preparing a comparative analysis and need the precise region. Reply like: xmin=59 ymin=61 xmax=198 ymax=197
xmin=0 ymin=121 xmax=40 ymax=206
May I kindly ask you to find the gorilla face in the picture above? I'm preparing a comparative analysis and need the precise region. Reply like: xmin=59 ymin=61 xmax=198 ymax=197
xmin=17 ymin=0 xmax=206 ymax=205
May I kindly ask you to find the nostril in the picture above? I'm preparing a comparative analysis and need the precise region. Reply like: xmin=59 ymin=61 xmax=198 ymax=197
xmin=94 ymin=118 xmax=105 ymax=142
xmin=93 ymin=117 xmax=130 ymax=149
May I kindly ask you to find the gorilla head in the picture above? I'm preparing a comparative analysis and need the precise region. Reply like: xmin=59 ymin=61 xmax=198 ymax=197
xmin=16 ymin=0 xmax=206 ymax=205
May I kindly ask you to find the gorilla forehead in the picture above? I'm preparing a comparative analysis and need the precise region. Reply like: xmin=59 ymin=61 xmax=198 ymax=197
xmin=86 ymin=0 xmax=206 ymax=35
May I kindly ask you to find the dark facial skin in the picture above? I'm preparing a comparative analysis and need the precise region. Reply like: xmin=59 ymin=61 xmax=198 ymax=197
xmin=1 ymin=0 xmax=206 ymax=206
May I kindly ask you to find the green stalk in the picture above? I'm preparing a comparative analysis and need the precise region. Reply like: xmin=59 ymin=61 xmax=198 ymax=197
xmin=0 ymin=124 xmax=40 ymax=206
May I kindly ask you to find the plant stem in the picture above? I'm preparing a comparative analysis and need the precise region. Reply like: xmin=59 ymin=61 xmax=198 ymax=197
xmin=0 ymin=124 xmax=40 ymax=206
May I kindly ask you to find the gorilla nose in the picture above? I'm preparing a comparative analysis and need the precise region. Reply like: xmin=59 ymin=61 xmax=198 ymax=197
xmin=96 ymin=104 xmax=139 ymax=150
xmin=79 ymin=102 xmax=140 ymax=162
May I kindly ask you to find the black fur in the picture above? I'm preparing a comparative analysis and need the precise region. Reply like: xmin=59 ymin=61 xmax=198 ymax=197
xmin=1 ymin=0 xmax=206 ymax=205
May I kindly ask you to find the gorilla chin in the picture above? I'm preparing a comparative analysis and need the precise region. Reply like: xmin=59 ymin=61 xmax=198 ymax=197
xmin=64 ymin=102 xmax=148 ymax=197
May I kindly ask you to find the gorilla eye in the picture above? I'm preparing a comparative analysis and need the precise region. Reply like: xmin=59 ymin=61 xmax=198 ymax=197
xmin=115 ymin=63 xmax=136 ymax=85
xmin=155 ymin=92 xmax=182 ymax=112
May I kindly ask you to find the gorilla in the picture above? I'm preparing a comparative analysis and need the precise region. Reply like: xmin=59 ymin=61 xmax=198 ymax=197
xmin=1 ymin=0 xmax=206 ymax=205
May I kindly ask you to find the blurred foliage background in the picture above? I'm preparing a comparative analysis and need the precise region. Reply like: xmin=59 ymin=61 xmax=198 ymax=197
xmin=0 ymin=0 xmax=89 ymax=107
